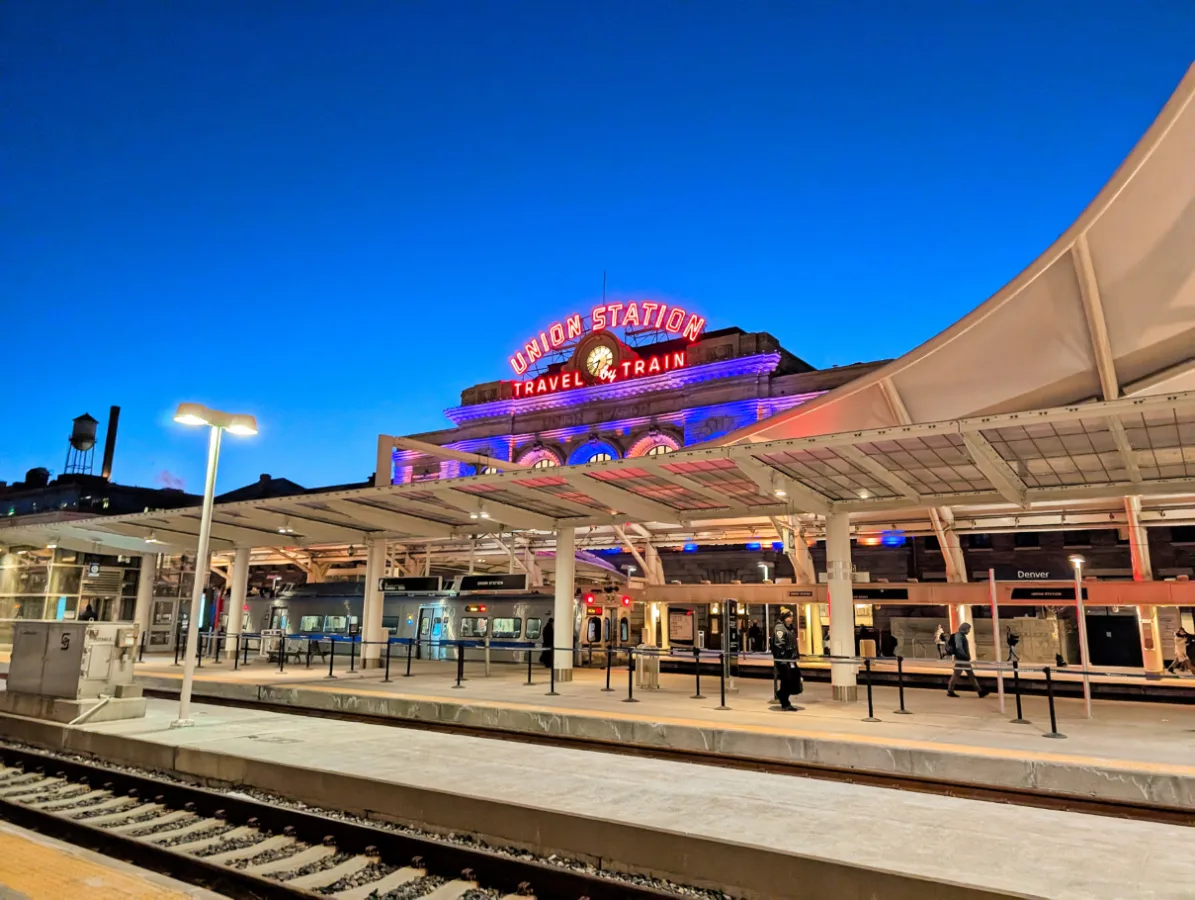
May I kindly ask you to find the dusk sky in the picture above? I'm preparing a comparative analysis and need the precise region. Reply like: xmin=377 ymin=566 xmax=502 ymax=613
xmin=3 ymin=2 xmax=1193 ymax=494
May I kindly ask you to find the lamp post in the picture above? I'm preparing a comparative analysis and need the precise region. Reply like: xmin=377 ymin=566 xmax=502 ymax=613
xmin=1068 ymin=554 xmax=1093 ymax=719
xmin=171 ymin=403 xmax=257 ymax=728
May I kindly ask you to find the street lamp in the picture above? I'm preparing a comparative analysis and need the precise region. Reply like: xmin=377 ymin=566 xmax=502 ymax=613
xmin=1068 ymin=554 xmax=1093 ymax=719
xmin=171 ymin=403 xmax=257 ymax=728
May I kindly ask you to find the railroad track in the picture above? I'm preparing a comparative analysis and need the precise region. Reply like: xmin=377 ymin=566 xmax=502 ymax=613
xmin=0 ymin=745 xmax=677 ymax=900
xmin=141 ymin=688 xmax=1195 ymax=829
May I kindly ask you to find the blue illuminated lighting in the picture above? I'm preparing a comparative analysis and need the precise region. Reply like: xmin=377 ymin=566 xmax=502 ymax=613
xmin=567 ymin=440 xmax=622 ymax=465
xmin=683 ymin=542 xmax=699 ymax=552
xmin=772 ymin=541 xmax=784 ymax=552
xmin=881 ymin=529 xmax=907 ymax=548
xmin=745 ymin=541 xmax=761 ymax=551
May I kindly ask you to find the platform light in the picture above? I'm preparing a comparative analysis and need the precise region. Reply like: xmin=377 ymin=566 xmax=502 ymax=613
xmin=773 ymin=488 xmax=786 ymax=498
xmin=745 ymin=541 xmax=761 ymax=551
xmin=683 ymin=542 xmax=698 ymax=552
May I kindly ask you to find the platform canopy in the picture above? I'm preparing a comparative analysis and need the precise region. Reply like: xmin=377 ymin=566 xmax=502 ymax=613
xmin=3 ymin=390 xmax=1195 ymax=556
xmin=720 ymin=63 xmax=1195 ymax=444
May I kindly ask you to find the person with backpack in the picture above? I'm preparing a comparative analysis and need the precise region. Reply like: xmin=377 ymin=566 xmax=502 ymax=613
xmin=945 ymin=621 xmax=989 ymax=698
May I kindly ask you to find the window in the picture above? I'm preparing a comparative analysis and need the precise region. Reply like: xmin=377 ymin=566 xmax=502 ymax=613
xmin=525 ymin=617 xmax=542 ymax=640
xmin=481 ymin=466 xmax=498 ymax=475
xmin=646 ymin=444 xmax=673 ymax=456
xmin=459 ymin=616 xmax=488 ymax=637
xmin=532 ymin=458 xmax=557 ymax=469
xmin=923 ymin=535 xmax=940 ymax=551
xmin=1014 ymin=532 xmax=1040 ymax=548
xmin=585 ymin=616 xmax=601 ymax=642
xmin=1170 ymin=525 xmax=1195 ymax=543
xmin=619 ymin=618 xmax=629 ymax=642
xmin=420 ymin=617 xmax=431 ymax=635
xmin=1062 ymin=530 xmax=1091 ymax=548
xmin=324 ymin=615 xmax=348 ymax=633
xmin=588 ymin=452 xmax=613 ymax=463
xmin=299 ymin=615 xmax=322 ymax=632
xmin=491 ymin=617 xmax=521 ymax=638
xmin=967 ymin=534 xmax=992 ymax=550
xmin=381 ymin=616 xmax=399 ymax=633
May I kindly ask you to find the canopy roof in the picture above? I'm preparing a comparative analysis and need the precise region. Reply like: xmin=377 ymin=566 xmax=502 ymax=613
xmin=3 ymin=390 xmax=1194 ymax=555
xmin=724 ymin=63 xmax=1195 ymax=443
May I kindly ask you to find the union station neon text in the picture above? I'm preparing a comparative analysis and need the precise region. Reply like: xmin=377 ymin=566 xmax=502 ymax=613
xmin=510 ymin=350 xmax=688 ymax=398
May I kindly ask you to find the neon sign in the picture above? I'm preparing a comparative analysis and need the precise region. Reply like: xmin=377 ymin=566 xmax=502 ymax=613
xmin=511 ymin=350 xmax=688 ymax=398
xmin=509 ymin=301 xmax=705 ymax=375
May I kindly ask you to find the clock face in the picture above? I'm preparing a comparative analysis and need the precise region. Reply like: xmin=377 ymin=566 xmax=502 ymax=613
xmin=586 ymin=344 xmax=615 ymax=378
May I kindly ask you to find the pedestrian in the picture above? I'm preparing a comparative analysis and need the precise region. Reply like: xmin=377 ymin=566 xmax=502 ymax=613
xmin=1166 ymin=628 xmax=1192 ymax=675
xmin=946 ymin=622 xmax=989 ymax=698
xmin=78 ymin=602 xmax=97 ymax=621
xmin=540 ymin=616 xmax=554 ymax=668
xmin=747 ymin=619 xmax=763 ymax=653
xmin=771 ymin=612 xmax=802 ymax=711
xmin=934 ymin=624 xmax=947 ymax=659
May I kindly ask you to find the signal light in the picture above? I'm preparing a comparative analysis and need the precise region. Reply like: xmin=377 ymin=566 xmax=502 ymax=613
xmin=621 ymin=595 xmax=631 ymax=606
xmin=583 ymin=593 xmax=596 ymax=605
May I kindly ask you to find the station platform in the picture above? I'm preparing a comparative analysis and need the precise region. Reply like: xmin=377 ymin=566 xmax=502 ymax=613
xmin=1 ymin=691 xmax=1190 ymax=899
xmin=128 ymin=652 xmax=1195 ymax=810
xmin=0 ymin=820 xmax=222 ymax=899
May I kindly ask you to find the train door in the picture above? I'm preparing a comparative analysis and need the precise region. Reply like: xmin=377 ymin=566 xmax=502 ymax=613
xmin=416 ymin=606 xmax=442 ymax=659
xmin=269 ymin=606 xmax=289 ymax=632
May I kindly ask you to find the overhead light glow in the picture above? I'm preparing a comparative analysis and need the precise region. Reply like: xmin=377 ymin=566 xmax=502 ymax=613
xmin=773 ymin=488 xmax=786 ymax=498
xmin=173 ymin=402 xmax=210 ymax=427
xmin=226 ymin=414 xmax=258 ymax=436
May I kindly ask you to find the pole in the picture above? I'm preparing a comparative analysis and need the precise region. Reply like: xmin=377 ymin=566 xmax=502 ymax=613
xmin=1042 ymin=666 xmax=1066 ymax=738
xmin=306 ymin=638 xmax=314 ymax=669
xmin=174 ymin=634 xmax=181 ymax=666
xmin=691 ymin=647 xmax=704 ymax=699
xmin=862 ymin=657 xmax=880 ymax=722
xmin=716 ymin=650 xmax=728 ymax=710
xmin=328 ymin=639 xmax=336 ymax=678
xmin=405 ymin=639 xmax=413 ymax=677
xmin=454 ymin=641 xmax=465 ymax=688
xmin=894 ymin=655 xmax=910 ymax=714
xmin=173 ymin=425 xmax=221 ymax=728
xmin=138 ymin=631 xmax=146 ymax=663
xmin=988 ymin=568 xmax=1005 ymax=714
xmin=242 ymin=634 xmax=250 ymax=667
xmin=525 ymin=644 xmax=533 ymax=685
xmin=1010 ymin=660 xmax=1030 ymax=724
xmin=349 ymin=636 xmax=357 ymax=673
xmin=196 ymin=631 xmax=203 ymax=668
xmin=233 ymin=634 xmax=240 ymax=671
xmin=603 ymin=645 xmax=614 ymax=692
xmin=623 ymin=649 xmax=638 ymax=703
xmin=383 ymin=640 xmax=392 ymax=683
xmin=278 ymin=634 xmax=285 ymax=673
xmin=547 ymin=650 xmax=558 ymax=696
xmin=1072 ymin=565 xmax=1093 ymax=719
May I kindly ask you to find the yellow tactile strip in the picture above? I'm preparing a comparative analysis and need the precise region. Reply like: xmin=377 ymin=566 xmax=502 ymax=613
xmin=141 ymin=670 xmax=1195 ymax=778
xmin=0 ymin=825 xmax=196 ymax=899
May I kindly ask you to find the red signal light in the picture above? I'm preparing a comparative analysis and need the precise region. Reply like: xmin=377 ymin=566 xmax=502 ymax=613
xmin=479 ymin=604 xmax=487 ymax=612
xmin=621 ymin=595 xmax=631 ymax=606
xmin=583 ymin=593 xmax=596 ymax=605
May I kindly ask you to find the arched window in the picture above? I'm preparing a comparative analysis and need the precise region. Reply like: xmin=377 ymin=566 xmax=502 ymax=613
xmin=532 ymin=458 xmax=557 ymax=469
xmin=567 ymin=440 xmax=622 ymax=465
xmin=481 ymin=466 xmax=499 ymax=475
xmin=627 ymin=432 xmax=682 ymax=458
xmin=646 ymin=444 xmax=673 ymax=456
xmin=589 ymin=452 xmax=613 ymax=462
xmin=517 ymin=446 xmax=564 ymax=468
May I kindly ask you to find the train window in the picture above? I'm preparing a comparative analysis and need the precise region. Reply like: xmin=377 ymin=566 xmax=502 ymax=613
xmin=420 ymin=617 xmax=431 ymax=635
xmin=460 ymin=617 xmax=489 ymax=637
xmin=381 ymin=616 xmax=398 ymax=633
xmin=299 ymin=615 xmax=321 ymax=633
xmin=525 ymin=617 xmax=542 ymax=640
xmin=603 ymin=617 xmax=611 ymax=642
xmin=349 ymin=616 xmax=359 ymax=635
xmin=491 ymin=617 xmax=520 ymax=638
xmin=324 ymin=615 xmax=348 ymax=633
xmin=431 ymin=617 xmax=442 ymax=638
xmin=620 ymin=618 xmax=629 ymax=642
xmin=586 ymin=617 xmax=601 ymax=643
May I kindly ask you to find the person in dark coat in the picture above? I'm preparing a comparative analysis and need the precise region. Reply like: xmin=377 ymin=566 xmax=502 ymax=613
xmin=78 ymin=603 xmax=97 ymax=621
xmin=540 ymin=617 xmax=554 ymax=668
xmin=771 ymin=613 xmax=801 ymax=711
xmin=747 ymin=620 xmax=764 ymax=653
xmin=946 ymin=621 xmax=989 ymax=697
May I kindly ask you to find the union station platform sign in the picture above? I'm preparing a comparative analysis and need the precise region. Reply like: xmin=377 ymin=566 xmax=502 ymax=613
xmin=507 ymin=301 xmax=706 ymax=399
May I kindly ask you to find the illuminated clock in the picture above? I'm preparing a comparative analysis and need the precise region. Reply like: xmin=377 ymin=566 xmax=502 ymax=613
xmin=586 ymin=344 xmax=615 ymax=378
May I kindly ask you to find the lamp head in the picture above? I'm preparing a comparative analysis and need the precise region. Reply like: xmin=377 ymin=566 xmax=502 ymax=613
xmin=173 ymin=402 xmax=210 ymax=427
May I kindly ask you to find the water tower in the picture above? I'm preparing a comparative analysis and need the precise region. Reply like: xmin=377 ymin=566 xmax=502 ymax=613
xmin=64 ymin=413 xmax=99 ymax=475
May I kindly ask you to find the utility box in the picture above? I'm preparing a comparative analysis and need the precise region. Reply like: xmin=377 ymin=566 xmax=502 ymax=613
xmin=2 ymin=622 xmax=144 ymax=724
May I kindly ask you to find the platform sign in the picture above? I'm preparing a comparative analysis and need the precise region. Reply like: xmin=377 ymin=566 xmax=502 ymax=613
xmin=458 ymin=573 xmax=528 ymax=592
xmin=379 ymin=576 xmax=442 ymax=593
xmin=722 ymin=599 xmax=740 ymax=654
xmin=668 ymin=609 xmax=694 ymax=643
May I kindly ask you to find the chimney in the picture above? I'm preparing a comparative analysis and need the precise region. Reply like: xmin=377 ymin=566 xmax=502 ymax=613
xmin=100 ymin=406 xmax=120 ymax=481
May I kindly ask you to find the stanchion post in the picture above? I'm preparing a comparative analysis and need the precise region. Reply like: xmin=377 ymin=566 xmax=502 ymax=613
xmin=862 ymin=657 xmax=880 ymax=722
xmin=405 ymin=639 xmax=414 ymax=677
xmin=278 ymin=635 xmax=285 ymax=673
xmin=691 ymin=647 xmax=705 ymax=699
xmin=893 ymin=655 xmax=911 ymax=714
xmin=453 ymin=641 xmax=465 ymax=688
xmin=1042 ymin=666 xmax=1066 ymax=738
xmin=306 ymin=639 xmax=314 ymax=669
xmin=138 ymin=631 xmax=146 ymax=663
xmin=623 ymin=649 xmax=638 ymax=703
xmin=715 ymin=650 xmax=729 ymax=710
xmin=327 ymin=639 xmax=336 ymax=679
xmin=349 ymin=637 xmax=357 ymax=673
xmin=233 ymin=634 xmax=240 ymax=671
xmin=174 ymin=636 xmax=181 ymax=666
xmin=383 ymin=640 xmax=392 ymax=683
xmin=603 ymin=646 xmax=615 ymax=692
xmin=196 ymin=631 xmax=203 ymax=668
xmin=1010 ymin=659 xmax=1030 ymax=724
xmin=525 ymin=645 xmax=533 ymax=685
xmin=242 ymin=635 xmax=251 ymax=667
xmin=547 ymin=648 xmax=558 ymax=696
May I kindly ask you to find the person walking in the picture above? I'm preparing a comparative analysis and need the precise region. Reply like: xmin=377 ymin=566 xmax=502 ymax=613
xmin=946 ymin=621 xmax=989 ymax=698
xmin=1166 ymin=627 xmax=1192 ymax=675
xmin=934 ymin=624 xmax=948 ymax=659
xmin=771 ymin=612 xmax=802 ymax=711
xmin=540 ymin=617 xmax=554 ymax=669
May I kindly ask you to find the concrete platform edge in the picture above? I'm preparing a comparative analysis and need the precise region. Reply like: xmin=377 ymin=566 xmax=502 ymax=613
xmin=0 ymin=710 xmax=1030 ymax=900
xmin=135 ymin=674 xmax=1195 ymax=809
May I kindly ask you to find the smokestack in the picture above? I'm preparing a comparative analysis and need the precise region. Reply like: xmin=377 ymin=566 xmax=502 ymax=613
xmin=101 ymin=405 xmax=120 ymax=481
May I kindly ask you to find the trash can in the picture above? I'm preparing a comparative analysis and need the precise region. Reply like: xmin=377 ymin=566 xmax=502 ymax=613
xmin=636 ymin=646 xmax=660 ymax=690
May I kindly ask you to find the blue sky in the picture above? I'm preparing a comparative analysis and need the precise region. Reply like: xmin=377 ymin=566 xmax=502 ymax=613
xmin=3 ymin=2 xmax=1192 ymax=493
